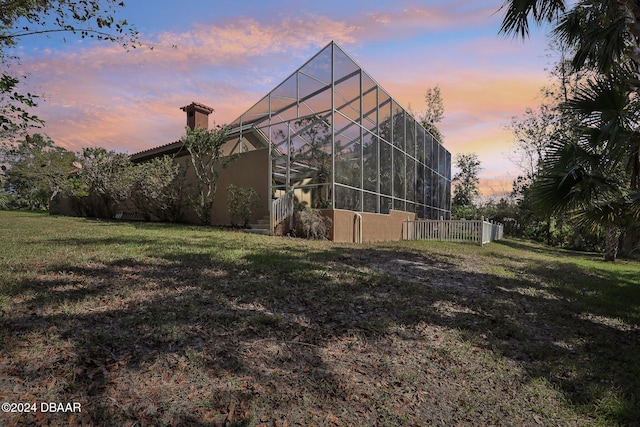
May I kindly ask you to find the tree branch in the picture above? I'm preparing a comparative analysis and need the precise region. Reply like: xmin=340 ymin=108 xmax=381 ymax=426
xmin=1 ymin=27 xmax=122 ymax=41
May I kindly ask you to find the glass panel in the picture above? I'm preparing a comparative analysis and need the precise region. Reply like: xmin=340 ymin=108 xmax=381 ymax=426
xmin=270 ymin=122 xmax=289 ymax=153
xmin=301 ymin=88 xmax=331 ymax=116
xmin=416 ymin=125 xmax=425 ymax=166
xmin=381 ymin=196 xmax=392 ymax=214
xmin=380 ymin=140 xmax=392 ymax=196
xmin=407 ymin=157 xmax=415 ymax=203
xmin=271 ymin=96 xmax=296 ymax=116
xmin=242 ymin=95 xmax=270 ymax=119
xmin=416 ymin=164 xmax=425 ymax=206
xmin=335 ymin=134 xmax=361 ymax=188
xmin=438 ymin=144 xmax=446 ymax=176
xmin=394 ymin=198 xmax=405 ymax=211
xmin=445 ymin=150 xmax=451 ymax=180
xmin=333 ymin=44 xmax=360 ymax=81
xmin=424 ymin=133 xmax=433 ymax=167
xmin=362 ymin=131 xmax=378 ymax=192
xmin=288 ymin=117 xmax=332 ymax=197
xmin=405 ymin=114 xmax=416 ymax=159
xmin=378 ymin=91 xmax=392 ymax=144
xmin=439 ymin=175 xmax=447 ymax=210
xmin=335 ymin=185 xmax=361 ymax=211
xmin=431 ymin=170 xmax=439 ymax=208
xmin=362 ymin=115 xmax=377 ymax=135
xmin=273 ymin=155 xmax=287 ymax=177
xmin=300 ymin=45 xmax=332 ymax=85
xmin=275 ymin=109 xmax=297 ymax=123
xmin=362 ymin=71 xmax=376 ymax=94
xmin=445 ymin=179 xmax=451 ymax=212
xmin=335 ymin=72 xmax=361 ymax=117
xmin=272 ymin=74 xmax=297 ymax=99
xmin=334 ymin=113 xmax=360 ymax=140
xmin=362 ymin=88 xmax=377 ymax=134
xmin=306 ymin=184 xmax=332 ymax=209
xmin=364 ymin=191 xmax=377 ymax=213
xmin=298 ymin=72 xmax=328 ymax=100
xmin=423 ymin=167 xmax=432 ymax=208
xmin=392 ymin=101 xmax=404 ymax=151
xmin=393 ymin=147 xmax=405 ymax=200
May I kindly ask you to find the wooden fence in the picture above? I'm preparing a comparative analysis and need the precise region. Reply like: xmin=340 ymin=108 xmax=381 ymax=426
xmin=403 ymin=217 xmax=504 ymax=246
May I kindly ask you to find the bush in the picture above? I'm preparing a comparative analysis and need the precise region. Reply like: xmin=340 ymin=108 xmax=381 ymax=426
xmin=227 ymin=184 xmax=259 ymax=227
xmin=130 ymin=156 xmax=186 ymax=222
xmin=293 ymin=209 xmax=332 ymax=240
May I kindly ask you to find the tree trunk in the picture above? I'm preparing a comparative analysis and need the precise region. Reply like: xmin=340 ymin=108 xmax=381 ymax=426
xmin=604 ymin=225 xmax=621 ymax=262
xmin=619 ymin=226 xmax=640 ymax=257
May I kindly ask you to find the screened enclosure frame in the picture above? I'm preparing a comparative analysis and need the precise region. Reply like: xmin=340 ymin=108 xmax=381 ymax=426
xmin=229 ymin=41 xmax=451 ymax=220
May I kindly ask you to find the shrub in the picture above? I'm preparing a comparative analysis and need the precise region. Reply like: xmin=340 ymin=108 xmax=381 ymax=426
xmin=293 ymin=209 xmax=332 ymax=240
xmin=227 ymin=184 xmax=259 ymax=227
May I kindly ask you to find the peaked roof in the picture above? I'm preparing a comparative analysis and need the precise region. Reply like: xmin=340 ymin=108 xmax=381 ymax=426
xmin=229 ymin=41 xmax=403 ymax=132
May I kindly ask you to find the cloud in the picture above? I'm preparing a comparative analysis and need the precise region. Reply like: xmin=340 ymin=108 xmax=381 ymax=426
xmin=361 ymin=1 xmax=501 ymax=37
xmin=14 ymin=2 xmax=552 ymax=209
xmin=17 ymin=15 xmax=360 ymax=153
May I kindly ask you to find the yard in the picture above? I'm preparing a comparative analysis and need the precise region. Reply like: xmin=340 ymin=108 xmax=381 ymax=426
xmin=0 ymin=211 xmax=639 ymax=426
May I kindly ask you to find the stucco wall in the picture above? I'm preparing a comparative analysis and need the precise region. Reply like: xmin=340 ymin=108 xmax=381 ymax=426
xmin=212 ymin=148 xmax=269 ymax=225
xmin=322 ymin=209 xmax=417 ymax=243
xmin=149 ymin=148 xmax=269 ymax=225
xmin=50 ymin=148 xmax=269 ymax=227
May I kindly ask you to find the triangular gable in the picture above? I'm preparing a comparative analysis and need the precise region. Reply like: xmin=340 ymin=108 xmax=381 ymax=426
xmin=230 ymin=42 xmax=403 ymax=133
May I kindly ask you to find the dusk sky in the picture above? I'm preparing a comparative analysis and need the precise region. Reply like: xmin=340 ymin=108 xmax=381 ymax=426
xmin=11 ymin=0 xmax=555 ymax=197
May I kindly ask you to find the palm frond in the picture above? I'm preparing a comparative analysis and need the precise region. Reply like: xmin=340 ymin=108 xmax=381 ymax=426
xmin=499 ymin=0 xmax=567 ymax=38
xmin=532 ymin=137 xmax=627 ymax=216
xmin=554 ymin=1 xmax=631 ymax=73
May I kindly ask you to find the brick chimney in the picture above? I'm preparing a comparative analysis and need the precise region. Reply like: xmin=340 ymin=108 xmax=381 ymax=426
xmin=181 ymin=102 xmax=214 ymax=130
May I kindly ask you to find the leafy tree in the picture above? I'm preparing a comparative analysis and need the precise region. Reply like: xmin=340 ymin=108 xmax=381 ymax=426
xmin=130 ymin=155 xmax=186 ymax=222
xmin=65 ymin=147 xmax=132 ymax=218
xmin=451 ymin=153 xmax=481 ymax=219
xmin=418 ymin=85 xmax=444 ymax=142
xmin=0 ymin=0 xmax=138 ymax=134
xmin=181 ymin=126 xmax=235 ymax=225
xmin=0 ymin=133 xmax=76 ymax=209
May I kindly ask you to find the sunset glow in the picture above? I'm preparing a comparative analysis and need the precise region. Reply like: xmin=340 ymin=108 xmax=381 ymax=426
xmin=10 ymin=0 xmax=555 ymax=199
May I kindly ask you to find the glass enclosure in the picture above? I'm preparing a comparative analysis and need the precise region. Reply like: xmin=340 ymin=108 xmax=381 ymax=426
xmin=230 ymin=42 xmax=451 ymax=219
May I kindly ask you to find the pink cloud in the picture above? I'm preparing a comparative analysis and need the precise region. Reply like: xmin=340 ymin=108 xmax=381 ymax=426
xmin=362 ymin=2 xmax=501 ymax=37
xmin=14 ymin=6 xmax=551 ymax=196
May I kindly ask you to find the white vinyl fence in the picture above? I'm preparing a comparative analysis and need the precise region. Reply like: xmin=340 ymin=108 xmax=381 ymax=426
xmin=403 ymin=217 xmax=504 ymax=246
xmin=271 ymin=190 xmax=295 ymax=232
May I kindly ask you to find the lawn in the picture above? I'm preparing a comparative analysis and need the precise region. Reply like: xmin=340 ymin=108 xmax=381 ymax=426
xmin=1 ymin=211 xmax=639 ymax=426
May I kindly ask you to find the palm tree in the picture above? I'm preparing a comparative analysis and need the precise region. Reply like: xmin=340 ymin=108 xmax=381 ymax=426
xmin=500 ymin=0 xmax=640 ymax=259
xmin=532 ymin=73 xmax=640 ymax=260
xmin=499 ymin=1 xmax=640 ymax=84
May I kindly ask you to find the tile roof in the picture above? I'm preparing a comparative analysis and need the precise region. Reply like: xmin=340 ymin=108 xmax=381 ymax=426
xmin=180 ymin=102 xmax=214 ymax=113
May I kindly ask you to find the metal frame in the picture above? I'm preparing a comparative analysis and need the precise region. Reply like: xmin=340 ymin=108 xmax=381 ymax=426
xmin=228 ymin=41 xmax=452 ymax=228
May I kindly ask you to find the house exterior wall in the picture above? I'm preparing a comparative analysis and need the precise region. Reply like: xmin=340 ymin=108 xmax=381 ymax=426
xmin=50 ymin=147 xmax=269 ymax=227
xmin=144 ymin=147 xmax=269 ymax=226
xmin=321 ymin=208 xmax=417 ymax=243
xmin=212 ymin=148 xmax=269 ymax=225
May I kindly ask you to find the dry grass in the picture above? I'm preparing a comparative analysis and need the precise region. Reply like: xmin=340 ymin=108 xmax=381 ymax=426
xmin=1 ymin=211 xmax=639 ymax=426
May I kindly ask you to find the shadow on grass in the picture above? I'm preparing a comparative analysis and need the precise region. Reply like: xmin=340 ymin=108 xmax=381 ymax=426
xmin=1 ymin=227 xmax=639 ymax=425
